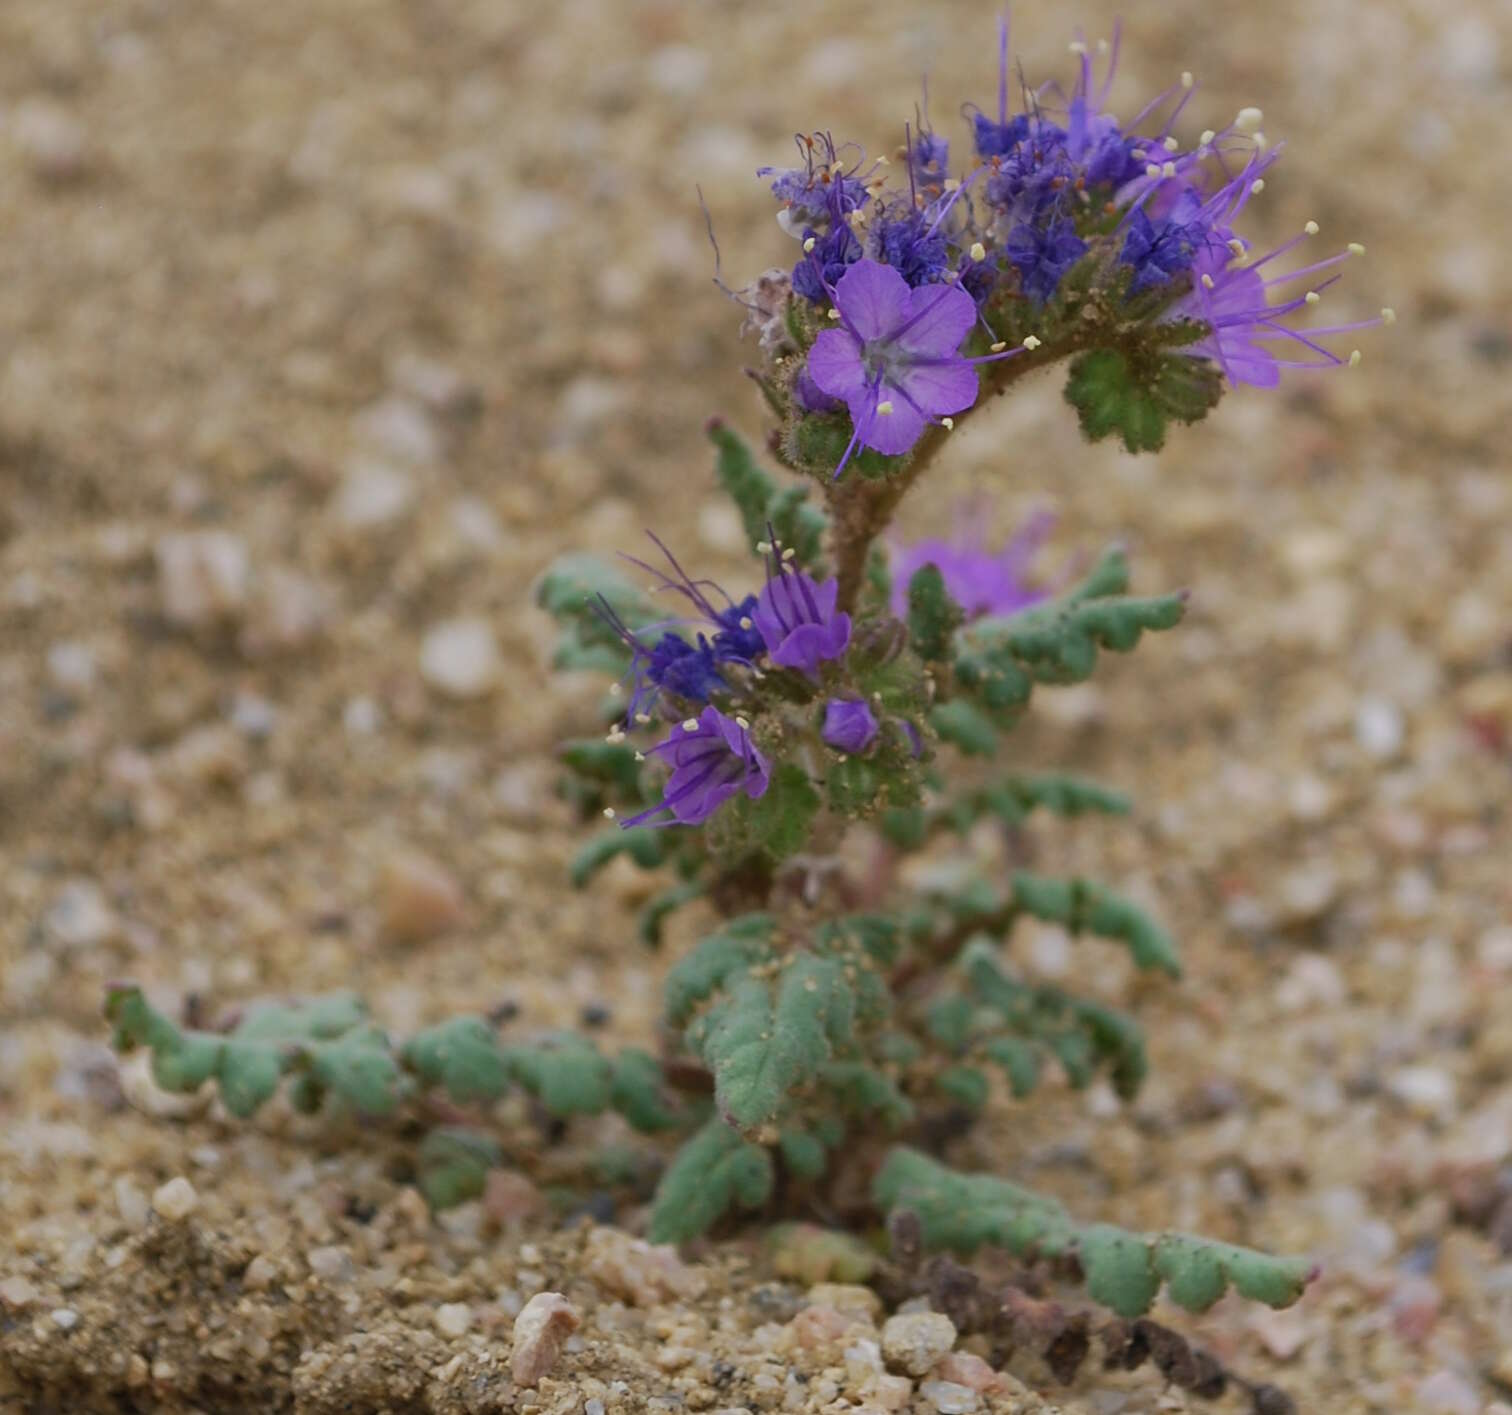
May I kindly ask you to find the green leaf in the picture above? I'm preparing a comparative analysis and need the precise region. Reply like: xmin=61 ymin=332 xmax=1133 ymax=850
xmin=609 ymin=1048 xmax=682 ymax=1132
xmin=302 ymin=1025 xmax=405 ymax=1115
xmin=559 ymin=739 xmax=644 ymax=794
xmin=717 ymin=762 xmax=820 ymax=862
xmin=637 ymin=880 xmax=706 ymax=949
xmin=936 ymin=1064 xmax=990 ymax=1112
xmin=505 ymin=1033 xmax=613 ymax=1117
xmin=569 ymin=828 xmax=670 ymax=888
xmin=778 ymin=1127 xmax=829 ymax=1181
xmin=1063 ymin=347 xmax=1222 ymax=455
xmin=648 ymin=1118 xmax=774 ymax=1243
xmin=981 ymin=1037 xmax=1040 ymax=1098
xmin=402 ymin=1017 xmax=509 ymax=1104
xmin=951 ymin=548 xmax=1184 ymax=724
xmin=874 ymin=1148 xmax=1313 ymax=1318
xmin=416 ymin=1127 xmax=502 ymax=1210
xmin=907 ymin=563 xmax=965 ymax=663
xmin=1010 ymin=873 xmax=1180 ymax=976
xmin=708 ymin=419 xmax=826 ymax=567
xmin=663 ymin=914 xmax=775 ymax=1027
xmin=930 ymin=701 xmax=999 ymax=757
xmin=690 ymin=955 xmax=853 ymax=1133
xmin=820 ymin=1061 xmax=914 ymax=1129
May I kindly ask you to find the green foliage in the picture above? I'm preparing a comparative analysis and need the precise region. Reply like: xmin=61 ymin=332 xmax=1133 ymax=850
xmin=907 ymin=563 xmax=964 ymax=662
xmin=403 ymin=1016 xmax=510 ymax=1103
xmin=637 ymin=880 xmax=707 ymax=948
xmin=711 ymin=762 xmax=821 ymax=862
xmin=929 ymin=700 xmax=999 ymax=757
xmin=820 ymin=1061 xmax=914 ymax=1128
xmin=534 ymin=553 xmax=653 ymax=670
xmin=874 ymin=1148 xmax=1314 ymax=1318
xmin=609 ymin=1049 xmax=683 ymax=1132
xmin=708 ymin=419 xmax=826 ymax=567
xmin=416 ymin=1128 xmax=501 ymax=1210
xmin=648 ymin=1117 xmax=774 ymax=1243
xmin=1063 ymin=346 xmax=1222 ymax=454
xmin=504 ymin=1032 xmax=614 ymax=1116
xmin=1010 ymin=873 xmax=1181 ymax=976
xmin=951 ymin=548 xmax=1184 ymax=724
xmin=559 ymin=740 xmax=644 ymax=796
xmin=663 ymin=913 xmax=776 ymax=1027
xmin=106 ymin=984 xmax=403 ymax=1119
xmin=688 ymin=954 xmax=855 ymax=1133
xmin=569 ymin=827 xmax=670 ymax=888
xmin=960 ymin=940 xmax=1149 ymax=1099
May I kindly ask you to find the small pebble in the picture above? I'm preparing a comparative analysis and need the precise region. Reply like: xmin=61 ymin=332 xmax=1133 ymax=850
xmin=1355 ymin=696 xmax=1405 ymax=760
xmin=44 ymin=879 xmax=118 ymax=951
xmin=155 ymin=531 xmax=250 ymax=628
xmin=332 ymin=457 xmax=414 ymax=531
xmin=50 ymin=1308 xmax=79 ymax=1331
xmin=510 ymin=1291 xmax=579 ymax=1387
xmin=920 ymin=1379 xmax=978 ymax=1414
xmin=377 ymin=850 xmax=469 ymax=943
xmin=881 ymin=1311 xmax=957 ymax=1376
xmin=114 ymin=1177 xmax=150 ymax=1231
xmin=419 ymin=617 xmax=501 ymax=699
xmin=306 ymin=1245 xmax=354 ymax=1283
xmin=46 ymin=641 xmax=97 ymax=695
xmin=151 ymin=1176 xmax=199 ymax=1222
xmin=0 ymin=1276 xmax=39 ymax=1310
xmin=435 ymin=1302 xmax=473 ymax=1338
xmin=13 ymin=98 xmax=90 ymax=182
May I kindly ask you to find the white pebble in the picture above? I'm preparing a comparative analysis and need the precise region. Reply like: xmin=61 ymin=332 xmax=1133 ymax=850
xmin=50 ymin=1308 xmax=79 ymax=1331
xmin=151 ymin=1176 xmax=199 ymax=1222
xmin=435 ymin=1302 xmax=473 ymax=1338
xmin=419 ymin=618 xmax=500 ymax=699
xmin=1355 ymin=697 xmax=1404 ymax=760
xmin=332 ymin=457 xmax=414 ymax=531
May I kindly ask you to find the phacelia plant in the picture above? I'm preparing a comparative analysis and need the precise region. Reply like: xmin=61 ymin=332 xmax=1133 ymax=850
xmin=109 ymin=21 xmax=1382 ymax=1400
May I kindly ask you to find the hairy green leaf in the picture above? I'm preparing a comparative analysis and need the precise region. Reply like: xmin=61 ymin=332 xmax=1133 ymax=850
xmin=648 ymin=1117 xmax=774 ymax=1243
xmin=874 ymin=1148 xmax=1313 ymax=1318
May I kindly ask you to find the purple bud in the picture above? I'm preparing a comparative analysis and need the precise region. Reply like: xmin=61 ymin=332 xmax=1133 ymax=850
xmin=619 ymin=707 xmax=770 ymax=829
xmin=794 ymin=367 xmax=842 ymax=414
xmin=822 ymin=699 xmax=879 ymax=755
xmin=897 ymin=719 xmax=924 ymax=759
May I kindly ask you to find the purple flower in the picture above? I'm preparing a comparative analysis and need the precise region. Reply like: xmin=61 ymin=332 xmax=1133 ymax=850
xmin=792 ymin=223 xmax=862 ymax=304
xmin=1163 ymin=166 xmax=1383 ymax=388
xmin=1005 ymin=219 xmax=1088 ymax=304
xmin=821 ymin=699 xmax=879 ymax=755
xmin=890 ymin=512 xmax=1056 ymax=620
xmin=871 ymin=206 xmax=950 ymax=289
xmin=597 ymin=534 xmax=765 ymax=722
xmin=620 ymin=707 xmax=771 ymax=829
xmin=752 ymin=559 xmax=852 ymax=677
xmin=760 ymin=133 xmax=874 ymax=234
xmin=805 ymin=259 xmax=1018 ymax=476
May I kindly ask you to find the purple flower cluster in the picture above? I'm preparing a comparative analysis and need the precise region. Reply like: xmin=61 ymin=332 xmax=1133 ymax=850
xmin=753 ymin=20 xmax=1381 ymax=473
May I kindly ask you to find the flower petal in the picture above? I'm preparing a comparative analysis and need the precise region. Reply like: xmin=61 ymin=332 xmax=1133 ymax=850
xmin=857 ymin=392 xmax=926 ymax=455
xmin=893 ymin=282 xmax=977 ymax=357
xmin=833 ymin=259 xmax=911 ymax=342
xmin=892 ymin=358 xmax=980 ymax=419
xmin=805 ymin=328 xmax=869 ymax=402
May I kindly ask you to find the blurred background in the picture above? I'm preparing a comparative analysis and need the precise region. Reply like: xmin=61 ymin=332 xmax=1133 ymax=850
xmin=1 ymin=0 xmax=1509 ymax=1409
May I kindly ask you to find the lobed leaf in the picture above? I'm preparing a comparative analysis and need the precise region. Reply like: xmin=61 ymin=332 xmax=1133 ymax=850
xmin=874 ymin=1148 xmax=1313 ymax=1318
xmin=647 ymin=1117 xmax=775 ymax=1243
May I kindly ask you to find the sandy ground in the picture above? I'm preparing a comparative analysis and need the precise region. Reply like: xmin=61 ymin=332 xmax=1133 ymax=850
xmin=1 ymin=0 xmax=1510 ymax=1410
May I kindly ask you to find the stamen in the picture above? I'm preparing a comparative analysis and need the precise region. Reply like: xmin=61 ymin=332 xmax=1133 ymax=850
xmin=1381 ymin=307 xmax=1396 ymax=324
xmin=803 ymin=236 xmax=816 ymax=253
xmin=1163 ymin=136 xmax=1180 ymax=152
xmin=603 ymin=807 xmax=617 ymax=819
xmin=1181 ymin=70 xmax=1195 ymax=89
xmin=682 ymin=718 xmax=699 ymax=731
xmin=1235 ymin=106 xmax=1263 ymax=133
xmin=1348 ymin=242 xmax=1365 ymax=255
xmin=876 ymin=400 xmax=895 ymax=415
xmin=1201 ymin=274 xmax=1215 ymax=289
xmin=1250 ymin=178 xmax=1265 ymax=194
xmin=1022 ymin=334 xmax=1042 ymax=350
xmin=1304 ymin=220 xmax=1320 ymax=235
xmin=989 ymin=340 xmax=1007 ymax=352
xmin=635 ymin=712 xmax=651 ymax=724
xmin=1305 ymin=291 xmax=1320 ymax=304
xmin=739 ymin=616 xmax=753 ymax=629
xmin=735 ymin=717 xmax=750 ymax=729
xmin=969 ymin=241 xmax=986 ymax=262
xmin=1200 ymin=129 xmax=1216 ymax=146
xmin=755 ymin=541 xmax=773 ymax=553
xmin=1348 ymin=350 xmax=1361 ymax=366
xmin=941 ymin=417 xmax=954 ymax=430
xmin=781 ymin=546 xmax=797 ymax=561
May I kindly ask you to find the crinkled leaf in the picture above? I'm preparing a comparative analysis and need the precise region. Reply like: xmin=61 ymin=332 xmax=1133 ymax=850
xmin=648 ymin=1117 xmax=774 ymax=1243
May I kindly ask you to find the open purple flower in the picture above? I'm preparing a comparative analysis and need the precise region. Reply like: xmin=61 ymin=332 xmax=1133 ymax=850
xmin=620 ymin=707 xmax=770 ymax=829
xmin=890 ymin=512 xmax=1056 ymax=620
xmin=821 ymin=699 xmax=878 ymax=755
xmin=1161 ymin=167 xmax=1382 ymax=387
xmin=805 ymin=259 xmax=1019 ymax=477
xmin=752 ymin=559 xmax=852 ymax=678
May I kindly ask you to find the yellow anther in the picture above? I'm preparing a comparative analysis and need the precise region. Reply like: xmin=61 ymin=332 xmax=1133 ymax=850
xmin=969 ymin=241 xmax=987 ymax=262
xmin=876 ymin=400 xmax=895 ymax=415
xmin=1023 ymin=334 xmax=1042 ymax=350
